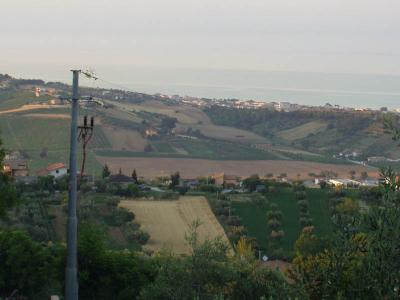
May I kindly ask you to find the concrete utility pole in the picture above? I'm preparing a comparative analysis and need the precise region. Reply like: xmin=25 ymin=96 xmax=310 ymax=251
xmin=65 ymin=70 xmax=79 ymax=300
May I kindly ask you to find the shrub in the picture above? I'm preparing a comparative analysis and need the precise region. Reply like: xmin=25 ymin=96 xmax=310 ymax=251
xmin=297 ymin=200 xmax=309 ymax=211
xmin=105 ymin=197 xmax=120 ymax=207
xmin=299 ymin=217 xmax=313 ymax=227
xmin=270 ymin=230 xmax=285 ymax=241
xmin=295 ymin=191 xmax=307 ymax=200
xmin=159 ymin=192 xmax=179 ymax=200
xmin=267 ymin=210 xmax=282 ymax=221
xmin=227 ymin=216 xmax=242 ymax=226
xmin=268 ymin=219 xmax=281 ymax=230
xmin=128 ymin=230 xmax=150 ymax=245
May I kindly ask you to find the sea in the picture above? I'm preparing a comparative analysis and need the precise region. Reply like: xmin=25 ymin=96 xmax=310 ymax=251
xmin=4 ymin=66 xmax=400 ymax=110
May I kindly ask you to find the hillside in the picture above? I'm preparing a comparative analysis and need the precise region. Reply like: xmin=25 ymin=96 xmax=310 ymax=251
xmin=0 ymin=74 xmax=379 ymax=178
xmin=204 ymin=105 xmax=399 ymax=161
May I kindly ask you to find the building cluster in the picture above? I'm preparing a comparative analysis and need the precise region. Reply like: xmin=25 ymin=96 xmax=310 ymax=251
xmin=154 ymin=92 xmax=385 ymax=113
xmin=2 ymin=151 xmax=68 ymax=185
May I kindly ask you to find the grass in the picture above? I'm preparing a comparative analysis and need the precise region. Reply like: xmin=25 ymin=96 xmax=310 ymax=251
xmin=0 ymin=115 xmax=102 ymax=174
xmin=156 ymin=138 xmax=278 ymax=160
xmin=0 ymin=90 xmax=51 ymax=110
xmin=151 ymin=141 xmax=177 ymax=153
xmin=232 ymin=188 xmax=334 ymax=256
xmin=269 ymin=188 xmax=301 ymax=254
xmin=232 ymin=201 xmax=270 ymax=249
xmin=306 ymin=189 xmax=333 ymax=237
xmin=278 ymin=121 xmax=327 ymax=141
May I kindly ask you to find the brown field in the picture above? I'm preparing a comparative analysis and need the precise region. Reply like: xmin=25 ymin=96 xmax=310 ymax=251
xmin=119 ymin=196 xmax=230 ymax=254
xmin=107 ymin=100 xmax=208 ymax=124
xmin=106 ymin=99 xmax=269 ymax=144
xmin=277 ymin=121 xmax=327 ymax=141
xmin=179 ymin=124 xmax=269 ymax=144
xmin=22 ymin=113 xmax=70 ymax=119
xmin=97 ymin=157 xmax=379 ymax=179
xmin=102 ymin=126 xmax=147 ymax=151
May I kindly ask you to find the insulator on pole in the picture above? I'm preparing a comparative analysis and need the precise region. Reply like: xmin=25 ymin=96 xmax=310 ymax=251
xmin=90 ymin=116 xmax=94 ymax=128
xmin=84 ymin=115 xmax=87 ymax=126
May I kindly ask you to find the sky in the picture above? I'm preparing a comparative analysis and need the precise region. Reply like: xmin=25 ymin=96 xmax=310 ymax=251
xmin=1 ymin=0 xmax=400 ymax=106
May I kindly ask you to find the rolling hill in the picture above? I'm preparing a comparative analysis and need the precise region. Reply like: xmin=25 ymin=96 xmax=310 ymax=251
xmin=0 ymin=74 xmax=382 ymax=178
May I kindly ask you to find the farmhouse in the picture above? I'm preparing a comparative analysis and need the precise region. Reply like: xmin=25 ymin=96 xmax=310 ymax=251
xmin=328 ymin=179 xmax=360 ymax=188
xmin=179 ymin=178 xmax=200 ymax=189
xmin=3 ymin=159 xmax=29 ymax=177
xmin=37 ymin=163 xmax=67 ymax=179
xmin=145 ymin=128 xmax=158 ymax=137
xmin=213 ymin=173 xmax=241 ymax=188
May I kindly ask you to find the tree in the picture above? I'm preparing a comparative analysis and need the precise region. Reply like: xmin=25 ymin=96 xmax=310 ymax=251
xmin=0 ymin=136 xmax=17 ymax=219
xmin=170 ymin=171 xmax=180 ymax=188
xmin=360 ymin=171 xmax=368 ymax=180
xmin=77 ymin=225 xmax=150 ymax=300
xmin=144 ymin=144 xmax=153 ymax=152
xmin=294 ymin=227 xmax=326 ymax=257
xmin=0 ymin=230 xmax=57 ymax=299
xmin=36 ymin=175 xmax=55 ymax=192
xmin=102 ymin=164 xmax=111 ymax=178
xmin=335 ymin=197 xmax=360 ymax=216
xmin=290 ymin=169 xmax=400 ymax=299
xmin=242 ymin=174 xmax=261 ymax=192
xmin=160 ymin=117 xmax=177 ymax=134
xmin=132 ymin=169 xmax=138 ymax=184
xmin=348 ymin=170 xmax=356 ymax=179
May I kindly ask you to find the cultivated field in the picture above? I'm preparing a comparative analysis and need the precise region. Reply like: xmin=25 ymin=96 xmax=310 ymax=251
xmin=277 ymin=121 xmax=327 ymax=141
xmin=97 ymin=157 xmax=379 ymax=179
xmin=102 ymin=126 xmax=147 ymax=151
xmin=119 ymin=196 xmax=230 ymax=254
xmin=232 ymin=188 xmax=333 ymax=255
xmin=181 ymin=124 xmax=269 ymax=144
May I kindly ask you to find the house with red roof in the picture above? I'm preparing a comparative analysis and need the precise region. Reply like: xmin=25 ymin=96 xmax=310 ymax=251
xmin=37 ymin=163 xmax=67 ymax=179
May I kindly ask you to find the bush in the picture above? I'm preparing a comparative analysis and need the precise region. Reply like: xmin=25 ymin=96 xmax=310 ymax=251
xmin=125 ymin=184 xmax=140 ymax=197
xmin=293 ymin=184 xmax=306 ymax=192
xmin=268 ymin=219 xmax=281 ymax=230
xmin=270 ymin=230 xmax=285 ymax=241
xmin=267 ymin=210 xmax=282 ymax=221
xmin=227 ymin=216 xmax=242 ymax=226
xmin=105 ymin=197 xmax=120 ymax=207
xmin=198 ymin=184 xmax=220 ymax=193
xmin=252 ymin=194 xmax=267 ymax=206
xmin=214 ymin=206 xmax=230 ymax=216
xmin=299 ymin=217 xmax=313 ymax=227
xmin=159 ymin=192 xmax=179 ymax=200
xmin=126 ymin=229 xmax=150 ymax=245
xmin=295 ymin=191 xmax=307 ymax=200
xmin=297 ymin=200 xmax=309 ymax=211
xmin=80 ymin=182 xmax=93 ymax=193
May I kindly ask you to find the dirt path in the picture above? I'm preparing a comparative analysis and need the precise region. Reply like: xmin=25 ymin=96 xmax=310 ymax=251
xmin=0 ymin=104 xmax=66 ymax=115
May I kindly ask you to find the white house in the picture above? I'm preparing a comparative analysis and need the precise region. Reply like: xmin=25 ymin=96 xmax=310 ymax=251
xmin=328 ymin=179 xmax=360 ymax=188
xmin=37 ymin=163 xmax=68 ymax=179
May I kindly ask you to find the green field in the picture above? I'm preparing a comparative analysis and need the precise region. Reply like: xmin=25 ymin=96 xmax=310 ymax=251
xmin=278 ymin=121 xmax=327 ymax=141
xmin=306 ymin=189 xmax=333 ymax=237
xmin=97 ymin=137 xmax=280 ymax=160
xmin=0 ymin=90 xmax=51 ymax=110
xmin=0 ymin=115 xmax=101 ymax=174
xmin=232 ymin=188 xmax=333 ymax=256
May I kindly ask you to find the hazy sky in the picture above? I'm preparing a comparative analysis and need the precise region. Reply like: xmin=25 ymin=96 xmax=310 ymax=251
xmin=1 ymin=0 xmax=399 ymax=77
